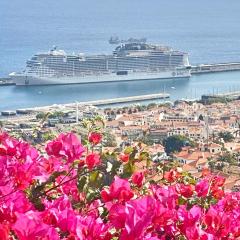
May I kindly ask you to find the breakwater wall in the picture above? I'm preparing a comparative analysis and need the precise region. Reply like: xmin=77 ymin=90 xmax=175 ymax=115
xmin=191 ymin=62 xmax=240 ymax=74
xmin=1 ymin=92 xmax=170 ymax=115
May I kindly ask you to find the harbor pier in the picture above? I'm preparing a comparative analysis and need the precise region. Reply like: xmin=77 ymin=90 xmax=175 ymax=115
xmin=69 ymin=93 xmax=170 ymax=107
xmin=1 ymin=93 xmax=170 ymax=116
xmin=202 ymin=91 xmax=240 ymax=102
xmin=191 ymin=62 xmax=240 ymax=74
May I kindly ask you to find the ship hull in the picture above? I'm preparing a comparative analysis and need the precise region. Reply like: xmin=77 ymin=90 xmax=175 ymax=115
xmin=10 ymin=70 xmax=191 ymax=86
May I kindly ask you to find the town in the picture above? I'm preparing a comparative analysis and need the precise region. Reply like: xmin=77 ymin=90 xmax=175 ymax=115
xmin=1 ymin=97 xmax=240 ymax=191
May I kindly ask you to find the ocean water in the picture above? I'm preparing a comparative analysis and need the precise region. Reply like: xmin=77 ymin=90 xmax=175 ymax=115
xmin=1 ymin=0 xmax=240 ymax=76
xmin=1 ymin=0 xmax=240 ymax=110
xmin=1 ymin=71 xmax=240 ymax=111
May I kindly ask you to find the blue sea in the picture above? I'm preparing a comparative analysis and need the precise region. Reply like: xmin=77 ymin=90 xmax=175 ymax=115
xmin=1 ymin=0 xmax=240 ymax=110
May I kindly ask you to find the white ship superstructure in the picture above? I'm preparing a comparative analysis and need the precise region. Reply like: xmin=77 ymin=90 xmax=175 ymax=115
xmin=10 ymin=42 xmax=191 ymax=85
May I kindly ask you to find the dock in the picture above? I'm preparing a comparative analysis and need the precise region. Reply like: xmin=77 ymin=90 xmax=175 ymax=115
xmin=202 ymin=91 xmax=240 ymax=102
xmin=191 ymin=62 xmax=240 ymax=74
xmin=71 ymin=93 xmax=170 ymax=107
xmin=1 ymin=93 xmax=170 ymax=116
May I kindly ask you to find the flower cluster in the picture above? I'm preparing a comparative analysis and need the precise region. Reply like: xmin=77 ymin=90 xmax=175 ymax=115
xmin=0 ymin=130 xmax=240 ymax=240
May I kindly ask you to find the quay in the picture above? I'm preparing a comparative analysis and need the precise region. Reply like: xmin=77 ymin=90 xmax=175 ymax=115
xmin=202 ymin=91 xmax=240 ymax=101
xmin=191 ymin=62 xmax=240 ymax=74
xmin=1 ymin=93 xmax=170 ymax=116
xmin=71 ymin=93 xmax=170 ymax=107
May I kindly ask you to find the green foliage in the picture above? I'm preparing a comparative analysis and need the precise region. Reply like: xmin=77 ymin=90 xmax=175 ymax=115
xmin=218 ymin=152 xmax=238 ymax=166
xmin=198 ymin=114 xmax=204 ymax=121
xmin=200 ymin=97 xmax=231 ymax=105
xmin=207 ymin=157 xmax=216 ymax=171
xmin=48 ymin=111 xmax=65 ymax=119
xmin=147 ymin=103 xmax=157 ymax=110
xmin=136 ymin=105 xmax=147 ymax=112
xmin=163 ymin=135 xmax=194 ymax=154
xmin=158 ymin=102 xmax=172 ymax=108
xmin=82 ymin=115 xmax=105 ymax=132
xmin=138 ymin=135 xmax=154 ymax=146
xmin=42 ymin=131 xmax=55 ymax=141
xmin=36 ymin=112 xmax=46 ymax=119
xmin=218 ymin=131 xmax=234 ymax=142
xmin=103 ymin=130 xmax=117 ymax=147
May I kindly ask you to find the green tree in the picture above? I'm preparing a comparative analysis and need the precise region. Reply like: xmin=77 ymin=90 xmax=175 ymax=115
xmin=138 ymin=135 xmax=154 ymax=146
xmin=207 ymin=157 xmax=216 ymax=171
xmin=48 ymin=111 xmax=65 ymax=119
xmin=147 ymin=103 xmax=157 ymax=110
xmin=163 ymin=135 xmax=194 ymax=155
xmin=136 ymin=105 xmax=147 ymax=112
xmin=103 ymin=130 xmax=117 ymax=147
xmin=36 ymin=112 xmax=46 ymax=120
xmin=198 ymin=114 xmax=204 ymax=121
xmin=218 ymin=152 xmax=238 ymax=166
xmin=218 ymin=131 xmax=234 ymax=142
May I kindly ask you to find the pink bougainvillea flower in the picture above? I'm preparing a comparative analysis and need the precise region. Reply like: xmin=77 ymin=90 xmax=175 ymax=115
xmin=108 ymin=197 xmax=156 ymax=239
xmin=101 ymin=176 xmax=134 ymax=203
xmin=177 ymin=205 xmax=202 ymax=238
xmin=163 ymin=169 xmax=181 ymax=183
xmin=76 ymin=215 xmax=110 ymax=240
xmin=195 ymin=179 xmax=209 ymax=198
xmin=0 ymin=146 xmax=7 ymax=156
xmin=132 ymin=171 xmax=145 ymax=188
xmin=13 ymin=211 xmax=60 ymax=240
xmin=46 ymin=133 xmax=85 ymax=163
xmin=88 ymin=132 xmax=102 ymax=145
xmin=211 ymin=186 xmax=225 ymax=200
xmin=119 ymin=153 xmax=130 ymax=163
xmin=85 ymin=153 xmax=101 ymax=170
xmin=212 ymin=175 xmax=225 ymax=187
xmin=176 ymin=183 xmax=194 ymax=198
xmin=201 ymin=168 xmax=211 ymax=177
xmin=1 ymin=132 xmax=240 ymax=240
xmin=0 ymin=223 xmax=10 ymax=240
xmin=108 ymin=203 xmax=127 ymax=229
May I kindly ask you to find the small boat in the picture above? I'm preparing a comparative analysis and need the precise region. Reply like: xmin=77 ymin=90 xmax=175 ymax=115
xmin=109 ymin=36 xmax=120 ymax=44
xmin=1 ymin=110 xmax=16 ymax=116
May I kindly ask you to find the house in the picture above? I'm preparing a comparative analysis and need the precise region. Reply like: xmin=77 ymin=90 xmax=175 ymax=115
xmin=167 ymin=127 xmax=189 ymax=137
xmin=106 ymin=120 xmax=119 ymax=130
xmin=200 ymin=143 xmax=222 ymax=154
xmin=173 ymin=147 xmax=212 ymax=169
xmin=148 ymin=128 xmax=168 ymax=143
xmin=120 ymin=125 xmax=148 ymax=140
xmin=145 ymin=144 xmax=167 ymax=162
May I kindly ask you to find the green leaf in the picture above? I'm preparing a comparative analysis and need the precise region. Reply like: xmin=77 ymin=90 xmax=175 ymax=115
xmin=89 ymin=171 xmax=99 ymax=183
xmin=124 ymin=146 xmax=134 ymax=154
xmin=122 ymin=161 xmax=135 ymax=178
xmin=86 ymin=188 xmax=98 ymax=202
xmin=178 ymin=196 xmax=186 ymax=205
xmin=77 ymin=175 xmax=87 ymax=192
xmin=139 ymin=151 xmax=150 ymax=161
xmin=188 ymin=178 xmax=197 ymax=185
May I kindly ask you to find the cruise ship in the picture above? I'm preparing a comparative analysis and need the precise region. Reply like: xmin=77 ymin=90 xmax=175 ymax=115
xmin=9 ymin=41 xmax=191 ymax=86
